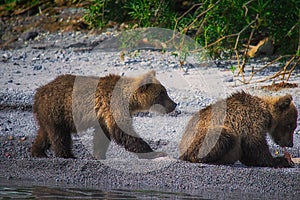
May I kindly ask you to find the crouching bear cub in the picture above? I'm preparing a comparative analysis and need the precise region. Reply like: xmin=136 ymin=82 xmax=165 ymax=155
xmin=31 ymin=71 xmax=177 ymax=159
xmin=179 ymin=91 xmax=298 ymax=167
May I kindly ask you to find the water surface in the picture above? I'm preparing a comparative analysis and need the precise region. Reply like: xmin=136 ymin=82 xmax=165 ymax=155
xmin=0 ymin=181 xmax=204 ymax=199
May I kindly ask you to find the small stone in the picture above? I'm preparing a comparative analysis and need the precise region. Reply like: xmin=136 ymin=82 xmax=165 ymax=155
xmin=33 ymin=65 xmax=42 ymax=70
xmin=169 ymin=109 xmax=181 ymax=117
xmin=20 ymin=136 xmax=26 ymax=142
xmin=79 ymin=57 xmax=89 ymax=62
xmin=224 ymin=77 xmax=234 ymax=82
xmin=24 ymin=31 xmax=38 ymax=41
xmin=2 ymin=53 xmax=11 ymax=62
xmin=32 ymin=57 xmax=40 ymax=61
xmin=8 ymin=135 xmax=14 ymax=140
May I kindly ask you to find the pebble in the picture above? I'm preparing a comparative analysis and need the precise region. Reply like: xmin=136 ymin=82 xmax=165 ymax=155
xmin=33 ymin=65 xmax=42 ymax=70
xmin=24 ymin=31 xmax=38 ymax=41
xmin=2 ymin=52 xmax=11 ymax=58
xmin=224 ymin=77 xmax=234 ymax=82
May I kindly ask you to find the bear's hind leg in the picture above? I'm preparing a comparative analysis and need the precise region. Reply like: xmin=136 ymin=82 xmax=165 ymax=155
xmin=31 ymin=128 xmax=50 ymax=157
xmin=180 ymin=127 xmax=238 ymax=164
xmin=199 ymin=128 xmax=238 ymax=164
xmin=48 ymin=127 xmax=75 ymax=159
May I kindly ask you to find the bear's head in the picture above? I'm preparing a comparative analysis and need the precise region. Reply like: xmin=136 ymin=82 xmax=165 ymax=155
xmin=131 ymin=71 xmax=177 ymax=114
xmin=267 ymin=94 xmax=298 ymax=147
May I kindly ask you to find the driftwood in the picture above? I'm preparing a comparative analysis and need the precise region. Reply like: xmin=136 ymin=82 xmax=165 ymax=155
xmin=244 ymin=37 xmax=274 ymax=58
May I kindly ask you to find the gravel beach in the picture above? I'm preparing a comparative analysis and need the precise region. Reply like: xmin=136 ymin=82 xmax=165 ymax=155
xmin=0 ymin=30 xmax=300 ymax=199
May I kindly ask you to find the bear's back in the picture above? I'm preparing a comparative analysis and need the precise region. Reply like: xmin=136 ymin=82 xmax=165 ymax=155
xmin=33 ymin=74 xmax=122 ymax=127
xmin=224 ymin=91 xmax=271 ymax=138
xmin=33 ymin=74 xmax=76 ymax=118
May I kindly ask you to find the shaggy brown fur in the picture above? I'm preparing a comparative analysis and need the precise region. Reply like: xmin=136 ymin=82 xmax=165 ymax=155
xmin=31 ymin=71 xmax=177 ymax=159
xmin=179 ymin=91 xmax=298 ymax=167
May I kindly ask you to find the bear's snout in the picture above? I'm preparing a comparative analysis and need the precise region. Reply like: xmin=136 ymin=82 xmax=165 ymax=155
xmin=165 ymin=100 xmax=177 ymax=113
xmin=286 ymin=141 xmax=293 ymax=148
xmin=279 ymin=139 xmax=293 ymax=148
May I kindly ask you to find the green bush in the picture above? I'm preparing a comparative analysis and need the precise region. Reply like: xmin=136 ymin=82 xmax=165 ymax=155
xmin=83 ymin=0 xmax=128 ymax=28
xmin=125 ymin=0 xmax=175 ymax=27
xmin=176 ymin=0 xmax=300 ymax=57
xmin=84 ymin=0 xmax=176 ymax=29
xmin=84 ymin=0 xmax=300 ymax=56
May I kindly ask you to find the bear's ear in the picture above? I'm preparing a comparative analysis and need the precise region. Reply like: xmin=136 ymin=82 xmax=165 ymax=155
xmin=137 ymin=71 xmax=156 ymax=93
xmin=140 ymin=70 xmax=156 ymax=83
xmin=143 ymin=70 xmax=156 ymax=78
xmin=275 ymin=94 xmax=292 ymax=110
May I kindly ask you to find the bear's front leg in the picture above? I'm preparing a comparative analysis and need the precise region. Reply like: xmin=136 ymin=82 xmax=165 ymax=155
xmin=240 ymin=136 xmax=292 ymax=167
xmin=111 ymin=125 xmax=167 ymax=159
xmin=31 ymin=128 xmax=50 ymax=157
xmin=48 ymin=127 xmax=75 ymax=159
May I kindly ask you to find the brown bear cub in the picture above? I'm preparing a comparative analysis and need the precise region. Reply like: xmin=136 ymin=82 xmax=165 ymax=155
xmin=31 ymin=71 xmax=177 ymax=159
xmin=179 ymin=91 xmax=298 ymax=167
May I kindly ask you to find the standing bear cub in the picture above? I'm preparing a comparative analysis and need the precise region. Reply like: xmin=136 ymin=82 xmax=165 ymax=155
xmin=179 ymin=91 xmax=298 ymax=167
xmin=31 ymin=71 xmax=177 ymax=159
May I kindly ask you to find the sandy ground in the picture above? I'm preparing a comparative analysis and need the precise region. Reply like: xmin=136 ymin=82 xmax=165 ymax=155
xmin=0 ymin=30 xmax=300 ymax=199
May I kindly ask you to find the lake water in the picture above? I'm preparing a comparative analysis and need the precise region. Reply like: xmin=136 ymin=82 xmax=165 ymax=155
xmin=0 ymin=179 xmax=293 ymax=199
xmin=0 ymin=181 xmax=205 ymax=199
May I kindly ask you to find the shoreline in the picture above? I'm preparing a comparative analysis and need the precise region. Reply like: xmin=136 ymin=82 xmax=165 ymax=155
xmin=1 ymin=31 xmax=300 ymax=198
xmin=1 ymin=156 xmax=299 ymax=198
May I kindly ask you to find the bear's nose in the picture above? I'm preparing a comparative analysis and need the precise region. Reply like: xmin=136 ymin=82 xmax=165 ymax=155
xmin=173 ymin=102 xmax=177 ymax=108
xmin=171 ymin=102 xmax=177 ymax=111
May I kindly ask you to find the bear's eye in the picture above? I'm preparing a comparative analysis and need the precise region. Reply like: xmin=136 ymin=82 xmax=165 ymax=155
xmin=159 ymin=90 xmax=166 ymax=97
